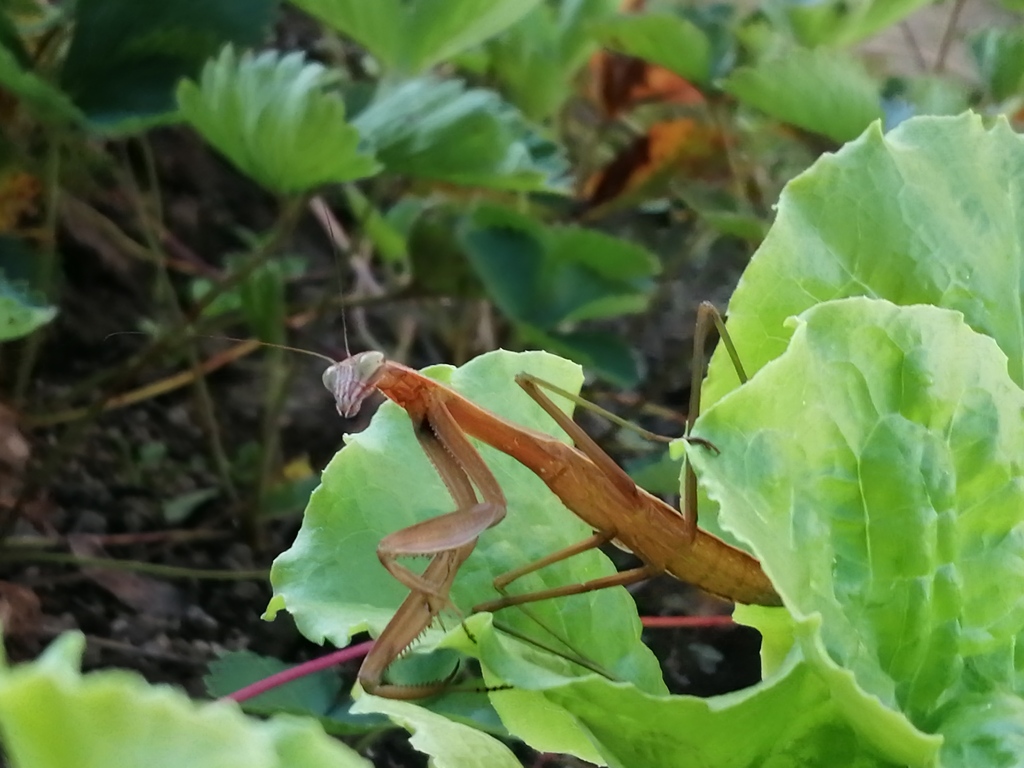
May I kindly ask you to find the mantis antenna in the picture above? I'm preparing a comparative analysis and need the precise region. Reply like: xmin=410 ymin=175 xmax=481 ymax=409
xmin=309 ymin=195 xmax=351 ymax=359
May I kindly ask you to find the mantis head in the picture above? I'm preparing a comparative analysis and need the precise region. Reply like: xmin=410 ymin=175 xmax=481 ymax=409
xmin=323 ymin=350 xmax=387 ymax=417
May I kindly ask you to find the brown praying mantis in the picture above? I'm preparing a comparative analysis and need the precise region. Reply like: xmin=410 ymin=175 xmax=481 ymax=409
xmin=319 ymin=302 xmax=781 ymax=699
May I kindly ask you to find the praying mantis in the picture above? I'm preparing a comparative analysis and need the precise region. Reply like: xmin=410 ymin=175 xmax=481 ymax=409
xmin=320 ymin=303 xmax=781 ymax=699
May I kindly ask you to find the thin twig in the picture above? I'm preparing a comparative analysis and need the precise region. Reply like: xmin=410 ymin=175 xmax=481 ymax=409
xmin=0 ymin=549 xmax=268 ymax=580
xmin=3 ymin=529 xmax=229 ymax=549
xmin=933 ymin=0 xmax=967 ymax=74
xmin=132 ymin=138 xmax=238 ymax=502
xmin=899 ymin=20 xmax=928 ymax=73
xmin=25 ymin=338 xmax=262 ymax=427
xmin=26 ymin=290 xmax=408 ymax=427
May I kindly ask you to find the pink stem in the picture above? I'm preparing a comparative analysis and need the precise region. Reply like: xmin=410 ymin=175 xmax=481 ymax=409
xmin=222 ymin=641 xmax=374 ymax=703
xmin=224 ymin=614 xmax=735 ymax=704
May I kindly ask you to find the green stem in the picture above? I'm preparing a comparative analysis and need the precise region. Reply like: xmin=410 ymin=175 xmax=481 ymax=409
xmin=250 ymin=343 xmax=293 ymax=546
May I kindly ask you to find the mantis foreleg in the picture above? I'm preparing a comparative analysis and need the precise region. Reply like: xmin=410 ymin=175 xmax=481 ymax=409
xmin=358 ymin=398 xmax=505 ymax=697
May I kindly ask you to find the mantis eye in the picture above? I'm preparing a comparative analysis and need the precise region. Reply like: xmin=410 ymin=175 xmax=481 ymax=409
xmin=322 ymin=364 xmax=341 ymax=393
xmin=324 ymin=351 xmax=386 ymax=417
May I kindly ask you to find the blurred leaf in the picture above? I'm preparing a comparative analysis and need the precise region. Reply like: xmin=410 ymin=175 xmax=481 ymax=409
xmin=177 ymin=46 xmax=380 ymax=195
xmin=902 ymin=76 xmax=971 ymax=118
xmin=0 ymin=241 xmax=56 ymax=342
xmin=527 ymin=327 xmax=642 ymax=389
xmin=259 ymin=475 xmax=320 ymax=520
xmin=760 ymin=0 xmax=932 ymax=47
xmin=353 ymin=78 xmax=567 ymax=192
xmin=459 ymin=208 xmax=544 ymax=317
xmin=591 ymin=11 xmax=712 ymax=85
xmin=407 ymin=205 xmax=483 ymax=297
xmin=697 ymin=209 xmax=769 ymax=242
xmin=970 ymin=27 xmax=1024 ymax=101
xmin=481 ymin=0 xmax=616 ymax=120
xmin=290 ymin=0 xmax=542 ymax=74
xmin=582 ymin=118 xmax=727 ymax=209
xmin=0 ymin=632 xmax=371 ymax=768
xmin=281 ymin=455 xmax=314 ymax=481
xmin=162 ymin=487 xmax=219 ymax=525
xmin=545 ymin=227 xmax=660 ymax=322
xmin=459 ymin=203 xmax=658 ymax=332
xmin=0 ymin=45 xmax=83 ymax=125
xmin=625 ymin=449 xmax=683 ymax=496
xmin=0 ymin=9 xmax=30 ymax=68
xmin=342 ymin=187 xmax=414 ymax=266
xmin=61 ymin=0 xmax=277 ymax=133
xmin=190 ymin=255 xmax=305 ymax=333
xmin=236 ymin=255 xmax=300 ymax=344
xmin=722 ymin=46 xmax=881 ymax=144
xmin=137 ymin=441 xmax=168 ymax=469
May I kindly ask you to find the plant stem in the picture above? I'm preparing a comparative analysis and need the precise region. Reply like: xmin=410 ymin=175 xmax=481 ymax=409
xmin=222 ymin=642 xmax=374 ymax=703
xmin=251 ymin=342 xmax=292 ymax=546
xmin=130 ymin=138 xmax=238 ymax=503
xmin=0 ymin=549 xmax=267 ymax=580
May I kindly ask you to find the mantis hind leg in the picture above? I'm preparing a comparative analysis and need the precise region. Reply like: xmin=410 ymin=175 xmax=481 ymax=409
xmin=476 ymin=564 xmax=659 ymax=613
xmin=683 ymin=301 xmax=748 ymax=543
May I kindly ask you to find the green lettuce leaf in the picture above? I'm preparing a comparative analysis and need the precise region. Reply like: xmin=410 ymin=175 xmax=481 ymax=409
xmin=0 ymin=633 xmax=369 ymax=768
xmin=704 ymin=113 xmax=1024 ymax=405
xmin=690 ymin=298 xmax=1024 ymax=767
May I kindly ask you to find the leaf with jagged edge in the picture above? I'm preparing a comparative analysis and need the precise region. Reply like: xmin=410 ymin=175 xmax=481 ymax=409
xmin=177 ymin=46 xmax=379 ymax=194
xmin=722 ymin=46 xmax=882 ymax=143
xmin=591 ymin=12 xmax=712 ymax=84
xmin=760 ymin=0 xmax=932 ymax=47
xmin=352 ymin=78 xmax=567 ymax=192
xmin=289 ymin=0 xmax=542 ymax=74
xmin=61 ymin=0 xmax=276 ymax=133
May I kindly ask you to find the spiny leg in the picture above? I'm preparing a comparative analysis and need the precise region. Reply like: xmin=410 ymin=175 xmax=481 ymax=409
xmin=366 ymin=396 xmax=609 ymax=695
xmin=375 ymin=399 xmax=506 ymax=604
xmin=512 ymin=374 xmax=720 ymax=540
xmin=515 ymin=373 xmax=641 ymax=502
xmin=472 ymin=516 xmax=656 ymax=614
xmin=362 ymin=399 xmax=506 ymax=697
xmin=493 ymin=532 xmax=613 ymax=591
xmin=476 ymin=565 xmax=660 ymax=613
